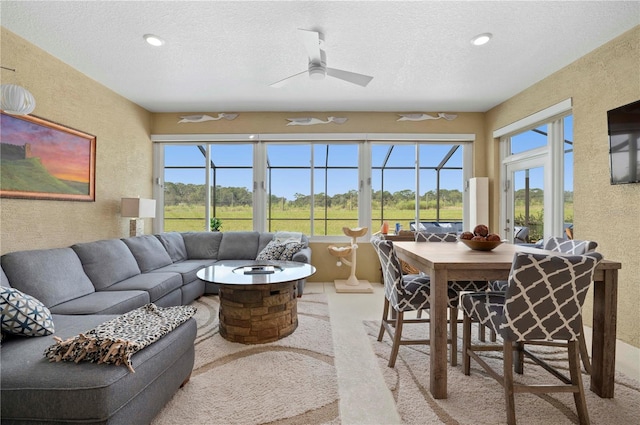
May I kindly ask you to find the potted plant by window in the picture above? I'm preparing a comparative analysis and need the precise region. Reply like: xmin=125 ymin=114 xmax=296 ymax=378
xmin=210 ymin=218 xmax=222 ymax=232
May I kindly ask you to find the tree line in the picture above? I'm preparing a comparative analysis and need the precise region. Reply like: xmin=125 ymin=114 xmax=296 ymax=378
xmin=164 ymin=182 xmax=465 ymax=210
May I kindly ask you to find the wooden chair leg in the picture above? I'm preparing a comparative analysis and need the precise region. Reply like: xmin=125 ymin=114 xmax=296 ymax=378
xmin=503 ymin=341 xmax=517 ymax=425
xmin=577 ymin=315 xmax=592 ymax=374
xmin=378 ymin=298 xmax=389 ymax=341
xmin=568 ymin=340 xmax=591 ymax=425
xmin=388 ymin=311 xmax=404 ymax=368
xmin=450 ymin=307 xmax=458 ymax=366
xmin=462 ymin=314 xmax=472 ymax=375
xmin=478 ymin=323 xmax=486 ymax=342
xmin=578 ymin=332 xmax=592 ymax=374
xmin=490 ymin=328 xmax=497 ymax=342
xmin=513 ymin=341 xmax=524 ymax=374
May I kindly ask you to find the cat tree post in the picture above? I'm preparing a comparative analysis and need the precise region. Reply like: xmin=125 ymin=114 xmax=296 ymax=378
xmin=327 ymin=227 xmax=373 ymax=293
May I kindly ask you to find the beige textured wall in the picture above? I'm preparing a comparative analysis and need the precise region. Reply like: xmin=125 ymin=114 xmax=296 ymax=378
xmin=485 ymin=26 xmax=640 ymax=348
xmin=153 ymin=112 xmax=486 ymax=285
xmin=0 ymin=28 xmax=153 ymax=254
xmin=152 ymin=111 xmax=486 ymax=137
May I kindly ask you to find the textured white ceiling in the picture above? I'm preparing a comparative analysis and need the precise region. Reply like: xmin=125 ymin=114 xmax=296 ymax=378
xmin=1 ymin=1 xmax=638 ymax=113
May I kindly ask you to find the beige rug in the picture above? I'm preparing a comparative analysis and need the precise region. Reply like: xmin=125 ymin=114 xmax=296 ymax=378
xmin=363 ymin=320 xmax=640 ymax=425
xmin=153 ymin=294 xmax=340 ymax=425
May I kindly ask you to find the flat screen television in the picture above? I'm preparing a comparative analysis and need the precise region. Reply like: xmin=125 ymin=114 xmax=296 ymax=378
xmin=608 ymin=99 xmax=640 ymax=185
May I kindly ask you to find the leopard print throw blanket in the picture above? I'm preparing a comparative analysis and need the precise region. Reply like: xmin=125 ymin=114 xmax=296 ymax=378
xmin=44 ymin=303 xmax=196 ymax=372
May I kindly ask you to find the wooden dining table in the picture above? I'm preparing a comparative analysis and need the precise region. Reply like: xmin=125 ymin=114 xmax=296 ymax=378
xmin=393 ymin=241 xmax=622 ymax=400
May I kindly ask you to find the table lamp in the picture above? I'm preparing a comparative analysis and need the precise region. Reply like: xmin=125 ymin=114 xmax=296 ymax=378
xmin=121 ymin=197 xmax=156 ymax=237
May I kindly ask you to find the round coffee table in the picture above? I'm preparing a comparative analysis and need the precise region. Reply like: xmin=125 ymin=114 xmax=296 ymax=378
xmin=196 ymin=260 xmax=316 ymax=344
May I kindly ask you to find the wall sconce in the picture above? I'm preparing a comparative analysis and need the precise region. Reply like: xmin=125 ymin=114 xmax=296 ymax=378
xmin=121 ymin=197 xmax=156 ymax=237
xmin=0 ymin=66 xmax=36 ymax=115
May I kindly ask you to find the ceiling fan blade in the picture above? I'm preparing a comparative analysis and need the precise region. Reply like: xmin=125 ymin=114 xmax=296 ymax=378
xmin=269 ymin=70 xmax=308 ymax=88
xmin=326 ymin=68 xmax=373 ymax=87
xmin=299 ymin=29 xmax=323 ymax=64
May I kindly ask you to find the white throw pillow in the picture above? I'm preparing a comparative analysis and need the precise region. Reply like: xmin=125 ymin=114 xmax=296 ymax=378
xmin=256 ymin=240 xmax=287 ymax=261
xmin=279 ymin=242 xmax=306 ymax=261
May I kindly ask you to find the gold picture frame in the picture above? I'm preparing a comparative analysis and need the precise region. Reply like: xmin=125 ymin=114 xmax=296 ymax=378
xmin=0 ymin=112 xmax=96 ymax=201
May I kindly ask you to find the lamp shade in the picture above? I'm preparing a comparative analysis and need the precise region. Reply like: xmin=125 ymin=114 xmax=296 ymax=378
xmin=0 ymin=84 xmax=36 ymax=115
xmin=121 ymin=198 xmax=156 ymax=218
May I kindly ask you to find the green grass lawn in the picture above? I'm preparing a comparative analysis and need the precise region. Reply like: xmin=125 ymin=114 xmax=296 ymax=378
xmin=164 ymin=204 xmax=464 ymax=234
xmin=164 ymin=202 xmax=571 ymax=238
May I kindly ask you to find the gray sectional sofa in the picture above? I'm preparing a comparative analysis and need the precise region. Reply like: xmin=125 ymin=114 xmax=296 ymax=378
xmin=0 ymin=231 xmax=311 ymax=424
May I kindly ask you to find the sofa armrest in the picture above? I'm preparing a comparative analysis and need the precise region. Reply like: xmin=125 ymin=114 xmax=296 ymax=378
xmin=292 ymin=246 xmax=311 ymax=264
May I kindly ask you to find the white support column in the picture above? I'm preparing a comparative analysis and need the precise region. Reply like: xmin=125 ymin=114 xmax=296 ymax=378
xmin=468 ymin=177 xmax=489 ymax=230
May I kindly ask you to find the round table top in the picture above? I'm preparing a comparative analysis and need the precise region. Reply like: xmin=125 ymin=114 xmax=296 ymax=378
xmin=196 ymin=260 xmax=316 ymax=285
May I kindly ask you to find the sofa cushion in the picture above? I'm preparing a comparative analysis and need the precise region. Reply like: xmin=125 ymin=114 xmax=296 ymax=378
xmin=155 ymin=232 xmax=188 ymax=262
xmin=49 ymin=291 xmax=150 ymax=315
xmin=1 ymin=248 xmax=95 ymax=308
xmin=102 ymin=273 xmax=183 ymax=304
xmin=150 ymin=259 xmax=216 ymax=285
xmin=44 ymin=304 xmax=196 ymax=372
xmin=1 ymin=286 xmax=55 ymax=337
xmin=0 ymin=313 xmax=196 ymax=424
xmin=257 ymin=232 xmax=276 ymax=253
xmin=274 ymin=231 xmax=303 ymax=243
xmin=1 ymin=266 xmax=10 ymax=288
xmin=256 ymin=240 xmax=287 ymax=260
xmin=122 ymin=235 xmax=173 ymax=273
xmin=218 ymin=231 xmax=261 ymax=260
xmin=182 ymin=231 xmax=223 ymax=259
xmin=72 ymin=239 xmax=141 ymax=290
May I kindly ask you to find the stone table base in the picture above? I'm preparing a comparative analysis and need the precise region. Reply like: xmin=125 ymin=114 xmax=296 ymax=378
xmin=218 ymin=280 xmax=298 ymax=344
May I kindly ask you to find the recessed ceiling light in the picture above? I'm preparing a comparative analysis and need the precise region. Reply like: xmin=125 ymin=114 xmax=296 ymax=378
xmin=143 ymin=34 xmax=165 ymax=47
xmin=470 ymin=33 xmax=492 ymax=46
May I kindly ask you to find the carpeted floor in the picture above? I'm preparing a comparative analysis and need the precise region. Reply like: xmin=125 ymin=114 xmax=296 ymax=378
xmin=151 ymin=292 xmax=639 ymax=425
xmin=152 ymin=293 xmax=340 ymax=425
xmin=363 ymin=320 xmax=640 ymax=425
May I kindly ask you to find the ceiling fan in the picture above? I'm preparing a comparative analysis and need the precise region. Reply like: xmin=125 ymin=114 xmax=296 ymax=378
xmin=270 ymin=29 xmax=373 ymax=88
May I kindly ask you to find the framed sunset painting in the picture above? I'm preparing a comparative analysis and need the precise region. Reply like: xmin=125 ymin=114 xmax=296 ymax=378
xmin=0 ymin=113 xmax=96 ymax=201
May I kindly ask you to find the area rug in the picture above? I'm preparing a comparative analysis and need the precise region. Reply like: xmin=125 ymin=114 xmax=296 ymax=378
xmin=152 ymin=294 xmax=339 ymax=425
xmin=364 ymin=320 xmax=640 ymax=424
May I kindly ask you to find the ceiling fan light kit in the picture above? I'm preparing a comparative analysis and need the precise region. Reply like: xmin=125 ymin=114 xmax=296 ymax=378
xmin=270 ymin=29 xmax=373 ymax=88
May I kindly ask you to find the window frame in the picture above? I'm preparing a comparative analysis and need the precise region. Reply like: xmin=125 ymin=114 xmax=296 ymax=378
xmin=152 ymin=133 xmax=475 ymax=241
xmin=495 ymin=99 xmax=573 ymax=241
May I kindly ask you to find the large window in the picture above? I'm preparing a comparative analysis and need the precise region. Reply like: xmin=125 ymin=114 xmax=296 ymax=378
xmin=162 ymin=144 xmax=253 ymax=232
xmin=497 ymin=99 xmax=574 ymax=243
xmin=267 ymin=143 xmax=359 ymax=235
xmin=371 ymin=143 xmax=464 ymax=233
xmin=153 ymin=134 xmax=473 ymax=239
